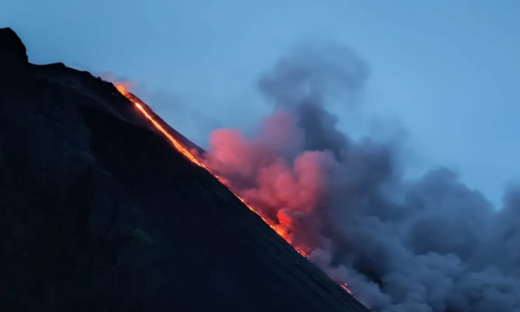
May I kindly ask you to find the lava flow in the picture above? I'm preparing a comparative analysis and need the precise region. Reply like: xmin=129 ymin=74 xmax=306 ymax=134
xmin=115 ymin=83 xmax=291 ymax=241
xmin=115 ymin=83 xmax=354 ymax=296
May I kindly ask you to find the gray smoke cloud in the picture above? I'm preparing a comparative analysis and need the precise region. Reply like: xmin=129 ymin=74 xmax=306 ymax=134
xmin=201 ymin=43 xmax=520 ymax=312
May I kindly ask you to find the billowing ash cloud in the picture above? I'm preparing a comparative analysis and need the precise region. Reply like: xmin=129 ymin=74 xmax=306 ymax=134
xmin=201 ymin=43 xmax=520 ymax=312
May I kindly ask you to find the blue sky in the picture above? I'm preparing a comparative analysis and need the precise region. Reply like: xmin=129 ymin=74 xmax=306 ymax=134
xmin=2 ymin=0 xmax=519 ymax=206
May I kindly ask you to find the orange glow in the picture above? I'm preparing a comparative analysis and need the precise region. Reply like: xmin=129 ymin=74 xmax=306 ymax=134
xmin=115 ymin=82 xmax=352 ymax=295
xmin=341 ymin=283 xmax=353 ymax=295
xmin=294 ymin=246 xmax=308 ymax=257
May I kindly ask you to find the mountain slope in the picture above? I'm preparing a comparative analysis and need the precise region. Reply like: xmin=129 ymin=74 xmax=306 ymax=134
xmin=0 ymin=27 xmax=369 ymax=312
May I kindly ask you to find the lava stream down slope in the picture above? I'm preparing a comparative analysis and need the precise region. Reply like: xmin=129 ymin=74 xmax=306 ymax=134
xmin=114 ymin=83 xmax=356 ymax=297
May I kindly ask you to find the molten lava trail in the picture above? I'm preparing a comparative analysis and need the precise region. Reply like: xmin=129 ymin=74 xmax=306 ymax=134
xmin=115 ymin=83 xmax=354 ymax=296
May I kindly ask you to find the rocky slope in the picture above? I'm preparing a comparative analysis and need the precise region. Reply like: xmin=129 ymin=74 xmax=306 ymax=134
xmin=0 ymin=27 xmax=369 ymax=312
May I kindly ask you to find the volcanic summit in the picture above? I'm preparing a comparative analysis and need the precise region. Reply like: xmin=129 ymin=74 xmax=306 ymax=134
xmin=0 ymin=27 xmax=369 ymax=312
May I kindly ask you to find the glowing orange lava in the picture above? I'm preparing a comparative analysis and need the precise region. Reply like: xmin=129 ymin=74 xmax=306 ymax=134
xmin=341 ymin=283 xmax=353 ymax=295
xmin=115 ymin=83 xmax=353 ymax=296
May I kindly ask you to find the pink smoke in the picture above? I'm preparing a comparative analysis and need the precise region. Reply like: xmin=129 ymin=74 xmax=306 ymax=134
xmin=202 ymin=111 xmax=336 ymax=246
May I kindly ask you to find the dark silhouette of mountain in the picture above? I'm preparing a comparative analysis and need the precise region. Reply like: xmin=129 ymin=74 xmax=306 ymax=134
xmin=0 ymin=27 xmax=369 ymax=312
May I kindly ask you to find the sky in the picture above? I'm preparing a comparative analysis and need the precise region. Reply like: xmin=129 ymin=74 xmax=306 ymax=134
xmin=1 ymin=0 xmax=520 ymax=207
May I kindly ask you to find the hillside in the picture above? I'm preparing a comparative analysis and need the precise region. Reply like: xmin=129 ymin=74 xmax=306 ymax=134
xmin=0 ymin=27 xmax=369 ymax=312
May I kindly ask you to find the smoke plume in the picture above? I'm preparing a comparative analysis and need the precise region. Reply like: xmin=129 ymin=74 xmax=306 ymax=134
xmin=202 ymin=43 xmax=520 ymax=312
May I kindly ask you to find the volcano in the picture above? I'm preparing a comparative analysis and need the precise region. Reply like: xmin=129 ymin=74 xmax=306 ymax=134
xmin=0 ymin=28 xmax=369 ymax=312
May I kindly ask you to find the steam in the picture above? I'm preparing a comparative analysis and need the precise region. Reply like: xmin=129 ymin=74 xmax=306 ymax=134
xmin=202 ymin=43 xmax=520 ymax=312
